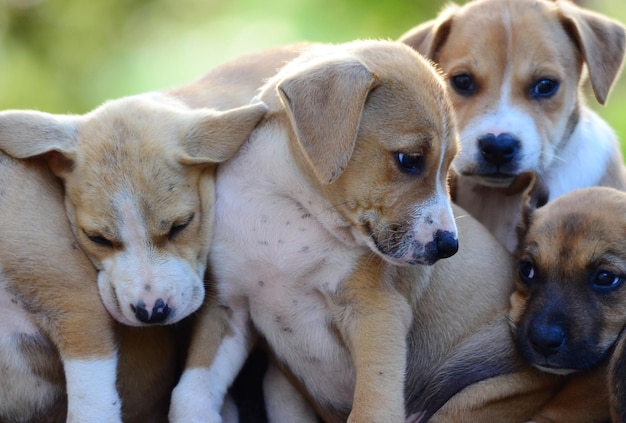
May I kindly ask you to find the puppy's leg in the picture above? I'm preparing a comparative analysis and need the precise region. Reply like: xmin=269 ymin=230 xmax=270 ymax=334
xmin=610 ymin=331 xmax=626 ymax=423
xmin=263 ymin=362 xmax=318 ymax=423
xmin=1 ymin=159 xmax=122 ymax=422
xmin=170 ymin=295 xmax=254 ymax=422
xmin=333 ymin=256 xmax=412 ymax=423
xmin=428 ymin=369 xmax=560 ymax=423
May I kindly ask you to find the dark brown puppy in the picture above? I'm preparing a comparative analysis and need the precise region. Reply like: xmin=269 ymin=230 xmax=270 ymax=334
xmin=509 ymin=176 xmax=626 ymax=422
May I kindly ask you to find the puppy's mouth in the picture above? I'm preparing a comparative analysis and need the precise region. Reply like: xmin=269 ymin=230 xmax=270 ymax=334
xmin=532 ymin=363 xmax=577 ymax=376
xmin=367 ymin=224 xmax=458 ymax=266
xmin=514 ymin=321 xmax=609 ymax=375
xmin=479 ymin=172 xmax=517 ymax=187
xmin=463 ymin=171 xmax=517 ymax=188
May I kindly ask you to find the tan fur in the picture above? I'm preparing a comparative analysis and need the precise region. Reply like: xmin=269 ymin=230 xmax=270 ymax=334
xmin=0 ymin=95 xmax=266 ymax=327
xmin=169 ymin=39 xmax=460 ymax=422
xmin=168 ymin=42 xmax=314 ymax=110
xmin=0 ymin=153 xmax=178 ymax=422
xmin=0 ymin=94 xmax=266 ymax=420
xmin=167 ymin=39 xmax=577 ymax=423
xmin=400 ymin=0 xmax=626 ymax=252
xmin=609 ymin=330 xmax=626 ymax=422
xmin=508 ymin=178 xmax=626 ymax=422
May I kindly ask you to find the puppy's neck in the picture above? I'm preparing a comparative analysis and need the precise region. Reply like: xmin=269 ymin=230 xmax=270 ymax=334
xmin=454 ymin=177 xmax=521 ymax=252
xmin=230 ymin=117 xmax=360 ymax=248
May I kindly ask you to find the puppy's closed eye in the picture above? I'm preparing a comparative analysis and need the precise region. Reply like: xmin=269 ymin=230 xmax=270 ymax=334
xmin=168 ymin=214 xmax=194 ymax=240
xmin=85 ymin=231 xmax=114 ymax=249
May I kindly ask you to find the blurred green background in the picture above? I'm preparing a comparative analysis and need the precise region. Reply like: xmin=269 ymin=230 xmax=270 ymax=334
xmin=1 ymin=0 xmax=625 ymax=152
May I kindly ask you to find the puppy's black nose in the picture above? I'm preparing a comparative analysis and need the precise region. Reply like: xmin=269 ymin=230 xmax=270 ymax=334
xmin=434 ymin=230 xmax=458 ymax=259
xmin=131 ymin=299 xmax=170 ymax=324
xmin=478 ymin=133 xmax=520 ymax=166
xmin=529 ymin=323 xmax=566 ymax=356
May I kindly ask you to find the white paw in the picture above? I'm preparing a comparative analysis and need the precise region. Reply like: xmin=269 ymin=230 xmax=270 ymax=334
xmin=169 ymin=369 xmax=224 ymax=423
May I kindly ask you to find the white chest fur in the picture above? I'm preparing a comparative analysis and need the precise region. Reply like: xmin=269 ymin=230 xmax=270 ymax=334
xmin=211 ymin=127 xmax=365 ymax=407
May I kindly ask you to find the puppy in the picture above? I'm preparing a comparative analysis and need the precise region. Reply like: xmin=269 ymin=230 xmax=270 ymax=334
xmin=169 ymin=40 xmax=569 ymax=423
xmin=167 ymin=38 xmax=458 ymax=422
xmin=400 ymin=0 xmax=626 ymax=252
xmin=0 ymin=150 xmax=179 ymax=422
xmin=509 ymin=177 xmax=626 ymax=422
xmin=0 ymin=94 xmax=266 ymax=327
xmin=0 ymin=95 xmax=266 ymax=421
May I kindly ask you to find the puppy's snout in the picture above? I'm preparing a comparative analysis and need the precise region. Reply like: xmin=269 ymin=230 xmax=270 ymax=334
xmin=529 ymin=323 xmax=566 ymax=356
xmin=478 ymin=133 xmax=519 ymax=166
xmin=131 ymin=298 xmax=170 ymax=324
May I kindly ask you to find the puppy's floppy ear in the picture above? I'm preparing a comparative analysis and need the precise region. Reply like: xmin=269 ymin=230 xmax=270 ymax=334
xmin=507 ymin=172 xmax=549 ymax=239
xmin=179 ymin=101 xmax=267 ymax=165
xmin=557 ymin=0 xmax=626 ymax=104
xmin=277 ymin=59 xmax=378 ymax=184
xmin=398 ymin=4 xmax=459 ymax=61
xmin=0 ymin=110 xmax=79 ymax=176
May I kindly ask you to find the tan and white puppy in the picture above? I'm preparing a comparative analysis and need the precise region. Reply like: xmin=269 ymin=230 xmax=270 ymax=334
xmin=170 ymin=39 xmax=460 ymax=423
xmin=400 ymin=0 xmax=626 ymax=252
xmin=0 ymin=150 xmax=178 ymax=422
xmin=0 ymin=94 xmax=266 ymax=327
xmin=509 ymin=178 xmax=626 ymax=422
xmin=0 ymin=95 xmax=266 ymax=421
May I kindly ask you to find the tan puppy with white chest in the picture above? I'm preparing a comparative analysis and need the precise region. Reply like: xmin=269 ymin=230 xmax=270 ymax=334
xmin=0 ymin=149 xmax=182 ymax=422
xmin=0 ymin=94 xmax=266 ymax=327
xmin=169 ymin=39 xmax=461 ymax=422
xmin=0 ymin=93 xmax=266 ymax=422
xmin=170 ymin=39 xmax=575 ymax=423
xmin=400 ymin=0 xmax=626 ymax=252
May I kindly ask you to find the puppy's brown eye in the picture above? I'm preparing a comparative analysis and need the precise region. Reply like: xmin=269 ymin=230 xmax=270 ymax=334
xmin=530 ymin=78 xmax=559 ymax=99
xmin=518 ymin=259 xmax=535 ymax=283
xmin=451 ymin=74 xmax=476 ymax=96
xmin=592 ymin=270 xmax=623 ymax=291
xmin=395 ymin=152 xmax=424 ymax=175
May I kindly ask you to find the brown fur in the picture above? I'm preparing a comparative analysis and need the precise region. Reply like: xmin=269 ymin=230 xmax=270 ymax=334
xmin=399 ymin=0 xmax=626 ymax=252
xmin=609 ymin=330 xmax=626 ymax=422
xmin=0 ymin=95 xmax=266 ymax=327
xmin=0 ymin=153 xmax=178 ymax=422
xmin=165 ymin=40 xmax=584 ymax=423
xmin=508 ymin=177 xmax=626 ymax=422
xmin=168 ymin=42 xmax=314 ymax=110
xmin=0 ymin=93 xmax=266 ymax=420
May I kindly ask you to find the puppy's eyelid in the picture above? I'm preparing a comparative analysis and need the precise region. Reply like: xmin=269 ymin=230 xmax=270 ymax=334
xmin=168 ymin=213 xmax=195 ymax=240
xmin=83 ymin=230 xmax=115 ymax=248
xmin=591 ymin=268 xmax=624 ymax=291
xmin=394 ymin=152 xmax=425 ymax=176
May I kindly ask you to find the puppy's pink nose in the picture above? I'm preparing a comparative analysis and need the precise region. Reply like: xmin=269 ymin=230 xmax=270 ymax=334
xmin=131 ymin=299 xmax=170 ymax=324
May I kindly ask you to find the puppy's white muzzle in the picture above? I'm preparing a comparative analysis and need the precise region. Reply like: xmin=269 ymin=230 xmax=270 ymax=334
xmin=96 ymin=256 xmax=205 ymax=326
xmin=372 ymin=196 xmax=458 ymax=266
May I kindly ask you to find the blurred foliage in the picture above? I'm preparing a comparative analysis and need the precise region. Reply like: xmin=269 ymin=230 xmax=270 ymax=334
xmin=0 ymin=0 xmax=625 ymax=153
